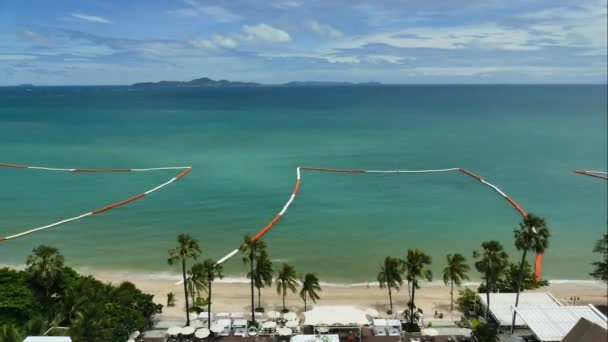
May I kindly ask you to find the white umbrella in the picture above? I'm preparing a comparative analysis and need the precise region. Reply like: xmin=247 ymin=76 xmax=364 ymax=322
xmin=262 ymin=321 xmax=277 ymax=329
xmin=422 ymin=328 xmax=439 ymax=336
xmin=267 ymin=311 xmax=281 ymax=319
xmin=167 ymin=326 xmax=182 ymax=336
xmin=129 ymin=331 xmax=140 ymax=339
xmin=278 ymin=327 xmax=293 ymax=336
xmin=210 ymin=323 xmax=223 ymax=333
xmin=283 ymin=312 xmax=297 ymax=320
xmin=285 ymin=320 xmax=299 ymax=328
xmin=199 ymin=312 xmax=213 ymax=320
xmin=195 ymin=328 xmax=211 ymax=339
xmin=127 ymin=339 xmax=135 ymax=342
xmin=181 ymin=326 xmax=195 ymax=335
xmin=365 ymin=308 xmax=379 ymax=317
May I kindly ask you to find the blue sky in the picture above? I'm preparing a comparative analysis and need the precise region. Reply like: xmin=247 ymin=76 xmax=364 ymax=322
xmin=1 ymin=0 xmax=606 ymax=85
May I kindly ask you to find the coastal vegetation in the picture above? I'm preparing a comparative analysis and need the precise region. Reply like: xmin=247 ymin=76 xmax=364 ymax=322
xmin=590 ymin=234 xmax=608 ymax=282
xmin=167 ymin=234 xmax=201 ymax=326
xmin=377 ymin=256 xmax=403 ymax=314
xmin=473 ymin=241 xmax=509 ymax=320
xmin=300 ymin=273 xmax=322 ymax=311
xmin=511 ymin=213 xmax=550 ymax=328
xmin=442 ymin=253 xmax=470 ymax=311
xmin=404 ymin=249 xmax=432 ymax=327
xmin=0 ymin=246 xmax=161 ymax=342
xmin=253 ymin=249 xmax=274 ymax=312
xmin=200 ymin=258 xmax=223 ymax=329
xmin=276 ymin=263 xmax=298 ymax=313
xmin=240 ymin=235 xmax=267 ymax=322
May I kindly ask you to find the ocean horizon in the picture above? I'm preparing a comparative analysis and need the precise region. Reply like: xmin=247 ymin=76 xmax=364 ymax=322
xmin=1 ymin=84 xmax=606 ymax=284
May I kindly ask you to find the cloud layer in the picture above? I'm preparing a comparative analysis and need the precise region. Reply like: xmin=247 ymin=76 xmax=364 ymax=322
xmin=0 ymin=0 xmax=606 ymax=84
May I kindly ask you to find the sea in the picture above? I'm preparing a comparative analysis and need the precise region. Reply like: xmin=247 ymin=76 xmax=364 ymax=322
xmin=0 ymin=85 xmax=606 ymax=284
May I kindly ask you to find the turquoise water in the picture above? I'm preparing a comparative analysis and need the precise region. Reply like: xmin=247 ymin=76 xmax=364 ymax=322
xmin=0 ymin=85 xmax=606 ymax=283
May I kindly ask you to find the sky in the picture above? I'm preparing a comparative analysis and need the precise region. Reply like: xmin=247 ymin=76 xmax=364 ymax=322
xmin=0 ymin=0 xmax=607 ymax=85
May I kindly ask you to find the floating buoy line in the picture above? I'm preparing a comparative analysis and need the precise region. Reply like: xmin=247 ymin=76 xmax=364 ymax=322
xmin=1 ymin=163 xmax=543 ymax=278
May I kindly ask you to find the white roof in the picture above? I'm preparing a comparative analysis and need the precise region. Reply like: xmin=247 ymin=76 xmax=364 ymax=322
xmin=372 ymin=319 xmax=387 ymax=326
xmin=24 ymin=338 xmax=72 ymax=342
xmin=515 ymin=305 xmax=608 ymax=341
xmin=387 ymin=319 xmax=401 ymax=327
xmin=233 ymin=319 xmax=247 ymax=327
xmin=478 ymin=292 xmax=562 ymax=326
xmin=304 ymin=306 xmax=370 ymax=326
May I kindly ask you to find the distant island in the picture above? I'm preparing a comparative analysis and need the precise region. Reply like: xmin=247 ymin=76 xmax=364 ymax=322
xmin=132 ymin=77 xmax=261 ymax=87
xmin=132 ymin=77 xmax=382 ymax=87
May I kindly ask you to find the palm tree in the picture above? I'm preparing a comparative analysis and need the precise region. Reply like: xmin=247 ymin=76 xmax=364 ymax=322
xmin=252 ymin=250 xmax=273 ymax=311
xmin=240 ymin=235 xmax=266 ymax=323
xmin=188 ymin=262 xmax=208 ymax=304
xmin=168 ymin=234 xmax=201 ymax=326
xmin=443 ymin=253 xmax=470 ymax=311
xmin=276 ymin=263 xmax=298 ymax=312
xmin=300 ymin=273 xmax=321 ymax=311
xmin=26 ymin=245 xmax=65 ymax=300
xmin=511 ymin=213 xmax=550 ymax=330
xmin=404 ymin=249 xmax=432 ymax=325
xmin=473 ymin=240 xmax=509 ymax=320
xmin=201 ymin=258 xmax=223 ymax=329
xmin=377 ymin=257 xmax=403 ymax=313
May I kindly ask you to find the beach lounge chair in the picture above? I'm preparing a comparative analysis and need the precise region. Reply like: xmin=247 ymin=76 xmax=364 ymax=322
xmin=232 ymin=319 xmax=248 ymax=337
xmin=387 ymin=319 xmax=402 ymax=336
xmin=372 ymin=319 xmax=388 ymax=336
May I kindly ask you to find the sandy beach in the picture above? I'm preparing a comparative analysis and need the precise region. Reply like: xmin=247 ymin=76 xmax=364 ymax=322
xmin=91 ymin=270 xmax=608 ymax=321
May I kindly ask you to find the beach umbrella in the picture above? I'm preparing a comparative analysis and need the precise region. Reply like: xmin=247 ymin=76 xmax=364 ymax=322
xmin=210 ymin=323 xmax=223 ymax=333
xmin=129 ymin=331 xmax=140 ymax=339
xmin=285 ymin=320 xmax=299 ymax=328
xmin=262 ymin=321 xmax=277 ymax=329
xmin=195 ymin=328 xmax=211 ymax=339
xmin=199 ymin=312 xmax=213 ymax=320
xmin=278 ymin=327 xmax=293 ymax=336
xmin=283 ymin=312 xmax=297 ymax=321
xmin=167 ymin=326 xmax=182 ymax=336
xmin=127 ymin=339 xmax=135 ymax=342
xmin=365 ymin=308 xmax=379 ymax=318
xmin=181 ymin=326 xmax=195 ymax=335
xmin=267 ymin=310 xmax=281 ymax=319
xmin=422 ymin=328 xmax=439 ymax=336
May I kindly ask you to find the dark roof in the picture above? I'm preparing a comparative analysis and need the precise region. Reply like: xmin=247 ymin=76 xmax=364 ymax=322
xmin=562 ymin=318 xmax=607 ymax=342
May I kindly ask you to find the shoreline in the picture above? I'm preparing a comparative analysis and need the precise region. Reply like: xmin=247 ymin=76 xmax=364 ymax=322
xmin=88 ymin=269 xmax=608 ymax=320
xmin=2 ymin=264 xmax=606 ymax=320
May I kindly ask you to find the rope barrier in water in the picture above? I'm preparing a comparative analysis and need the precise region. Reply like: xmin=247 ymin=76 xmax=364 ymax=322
xmin=0 ymin=163 xmax=192 ymax=241
xmin=215 ymin=166 xmax=543 ymax=279
xmin=573 ymin=170 xmax=608 ymax=180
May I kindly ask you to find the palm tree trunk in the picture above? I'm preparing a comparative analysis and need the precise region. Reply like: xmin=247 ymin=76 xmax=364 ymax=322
xmin=511 ymin=249 xmax=528 ymax=332
xmin=450 ymin=280 xmax=454 ymax=311
xmin=304 ymin=293 xmax=307 ymax=312
xmin=182 ymin=258 xmax=190 ymax=326
xmin=282 ymin=289 xmax=286 ymax=311
xmin=485 ymin=272 xmax=490 ymax=320
xmin=410 ymin=281 xmax=416 ymax=324
xmin=208 ymin=279 xmax=212 ymax=329
xmin=388 ymin=286 xmax=393 ymax=312
xmin=257 ymin=287 xmax=261 ymax=310
xmin=250 ymin=256 xmax=255 ymax=323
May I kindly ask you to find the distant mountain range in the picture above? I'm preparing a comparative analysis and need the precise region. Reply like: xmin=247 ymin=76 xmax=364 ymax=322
xmin=131 ymin=77 xmax=381 ymax=87
xmin=132 ymin=77 xmax=261 ymax=87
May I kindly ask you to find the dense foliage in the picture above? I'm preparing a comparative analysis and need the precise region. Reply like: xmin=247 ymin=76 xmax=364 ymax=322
xmin=456 ymin=288 xmax=479 ymax=314
xmin=0 ymin=246 xmax=162 ymax=342
xmin=590 ymin=234 xmax=608 ymax=282
xmin=477 ymin=261 xmax=548 ymax=293
xmin=470 ymin=320 xmax=499 ymax=342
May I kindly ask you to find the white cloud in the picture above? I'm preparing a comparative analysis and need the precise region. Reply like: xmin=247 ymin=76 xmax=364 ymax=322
xmin=70 ymin=13 xmax=112 ymax=24
xmin=365 ymin=54 xmax=411 ymax=64
xmin=0 ymin=54 xmax=38 ymax=61
xmin=241 ymin=24 xmax=291 ymax=43
xmin=326 ymin=55 xmax=360 ymax=64
xmin=171 ymin=1 xmax=241 ymax=22
xmin=212 ymin=35 xmax=238 ymax=48
xmin=408 ymin=65 xmax=606 ymax=78
xmin=306 ymin=20 xmax=342 ymax=38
